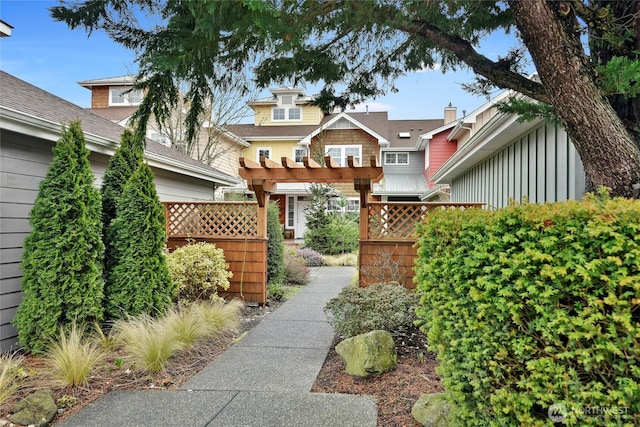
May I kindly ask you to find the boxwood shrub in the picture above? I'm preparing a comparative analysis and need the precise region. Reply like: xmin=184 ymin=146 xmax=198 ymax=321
xmin=414 ymin=191 xmax=639 ymax=426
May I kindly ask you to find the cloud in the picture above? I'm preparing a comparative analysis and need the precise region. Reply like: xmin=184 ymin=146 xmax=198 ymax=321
xmin=347 ymin=102 xmax=393 ymax=113
xmin=415 ymin=63 xmax=442 ymax=73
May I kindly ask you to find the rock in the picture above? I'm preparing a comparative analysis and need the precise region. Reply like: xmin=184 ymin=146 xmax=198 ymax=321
xmin=411 ymin=393 xmax=453 ymax=427
xmin=7 ymin=389 xmax=57 ymax=427
xmin=335 ymin=330 xmax=397 ymax=377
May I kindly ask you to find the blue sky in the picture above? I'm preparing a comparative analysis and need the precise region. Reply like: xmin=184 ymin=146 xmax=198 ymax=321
xmin=1 ymin=0 xmax=521 ymax=121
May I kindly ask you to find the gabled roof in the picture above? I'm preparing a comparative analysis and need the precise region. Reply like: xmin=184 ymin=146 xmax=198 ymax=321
xmin=88 ymin=106 xmax=139 ymax=123
xmin=300 ymin=112 xmax=391 ymax=147
xmin=0 ymin=71 xmax=239 ymax=186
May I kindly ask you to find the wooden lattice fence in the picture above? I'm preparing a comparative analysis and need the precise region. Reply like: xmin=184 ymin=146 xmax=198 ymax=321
xmin=360 ymin=202 xmax=484 ymax=288
xmin=163 ymin=202 xmax=267 ymax=304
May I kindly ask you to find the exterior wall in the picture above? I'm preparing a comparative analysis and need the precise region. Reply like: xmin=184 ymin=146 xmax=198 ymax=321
xmin=90 ymin=86 xmax=109 ymax=108
xmin=311 ymin=128 xmax=380 ymax=164
xmin=0 ymin=130 xmax=223 ymax=351
xmin=253 ymin=104 xmax=324 ymax=126
xmin=426 ymin=133 xmax=457 ymax=186
xmin=242 ymin=139 xmax=302 ymax=163
xmin=383 ymin=151 xmax=424 ymax=175
xmin=450 ymin=122 xmax=585 ymax=209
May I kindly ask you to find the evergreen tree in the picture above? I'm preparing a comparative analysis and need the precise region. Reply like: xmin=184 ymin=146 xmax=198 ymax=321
xmin=266 ymin=200 xmax=285 ymax=285
xmin=13 ymin=121 xmax=104 ymax=354
xmin=104 ymin=161 xmax=176 ymax=319
xmin=101 ymin=129 xmax=143 ymax=275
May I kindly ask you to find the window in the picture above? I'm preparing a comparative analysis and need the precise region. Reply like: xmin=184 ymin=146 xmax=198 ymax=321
xmin=272 ymin=106 xmax=302 ymax=121
xmin=385 ymin=152 xmax=409 ymax=165
xmin=287 ymin=196 xmax=295 ymax=227
xmin=257 ymin=147 xmax=272 ymax=161
xmin=327 ymin=198 xmax=359 ymax=213
xmin=346 ymin=199 xmax=360 ymax=212
xmin=293 ymin=147 xmax=306 ymax=163
xmin=281 ymin=95 xmax=294 ymax=105
xmin=109 ymin=88 xmax=143 ymax=106
xmin=273 ymin=108 xmax=285 ymax=120
xmin=325 ymin=145 xmax=361 ymax=166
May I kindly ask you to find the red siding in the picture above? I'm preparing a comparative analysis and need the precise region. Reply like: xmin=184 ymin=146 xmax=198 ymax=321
xmin=427 ymin=132 xmax=457 ymax=187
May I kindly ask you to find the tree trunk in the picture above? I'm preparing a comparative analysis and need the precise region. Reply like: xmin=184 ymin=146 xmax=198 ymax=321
xmin=509 ymin=0 xmax=640 ymax=198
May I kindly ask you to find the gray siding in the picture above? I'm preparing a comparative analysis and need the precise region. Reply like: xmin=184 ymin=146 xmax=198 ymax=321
xmin=450 ymin=122 xmax=585 ymax=209
xmin=0 ymin=130 xmax=217 ymax=351
xmin=382 ymin=151 xmax=424 ymax=175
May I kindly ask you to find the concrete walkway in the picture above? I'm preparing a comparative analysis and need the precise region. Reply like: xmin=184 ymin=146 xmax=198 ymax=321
xmin=58 ymin=266 xmax=377 ymax=427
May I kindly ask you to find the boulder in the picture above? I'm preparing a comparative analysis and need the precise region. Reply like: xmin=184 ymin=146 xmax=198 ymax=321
xmin=335 ymin=330 xmax=396 ymax=377
xmin=8 ymin=389 xmax=57 ymax=427
xmin=411 ymin=393 xmax=452 ymax=427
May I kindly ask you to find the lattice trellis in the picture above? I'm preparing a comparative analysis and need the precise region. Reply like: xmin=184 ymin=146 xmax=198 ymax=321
xmin=367 ymin=202 xmax=483 ymax=240
xmin=164 ymin=202 xmax=258 ymax=238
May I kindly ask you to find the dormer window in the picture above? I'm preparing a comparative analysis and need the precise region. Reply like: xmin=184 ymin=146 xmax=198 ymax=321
xmin=272 ymin=93 xmax=302 ymax=121
xmin=109 ymin=87 xmax=143 ymax=106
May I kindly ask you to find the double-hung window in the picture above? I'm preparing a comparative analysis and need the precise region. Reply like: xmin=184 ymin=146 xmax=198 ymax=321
xmin=325 ymin=145 xmax=361 ymax=166
xmin=109 ymin=88 xmax=143 ymax=106
xmin=384 ymin=152 xmax=409 ymax=165
xmin=257 ymin=147 xmax=272 ymax=161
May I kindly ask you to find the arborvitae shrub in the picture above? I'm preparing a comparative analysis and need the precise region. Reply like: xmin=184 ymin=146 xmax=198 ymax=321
xmin=165 ymin=242 xmax=233 ymax=303
xmin=324 ymin=282 xmax=419 ymax=338
xmin=101 ymin=129 xmax=143 ymax=274
xmin=414 ymin=191 xmax=640 ymax=426
xmin=13 ymin=121 xmax=105 ymax=354
xmin=104 ymin=162 xmax=176 ymax=319
xmin=266 ymin=200 xmax=285 ymax=285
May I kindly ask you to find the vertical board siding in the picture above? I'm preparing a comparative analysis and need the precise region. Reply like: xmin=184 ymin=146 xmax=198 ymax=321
xmin=450 ymin=122 xmax=585 ymax=209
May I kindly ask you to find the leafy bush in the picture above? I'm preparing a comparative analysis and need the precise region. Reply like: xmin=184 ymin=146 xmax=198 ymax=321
xmin=267 ymin=201 xmax=285 ymax=284
xmin=13 ymin=121 xmax=105 ymax=354
xmin=45 ymin=323 xmax=104 ymax=387
xmin=297 ymin=247 xmax=324 ymax=266
xmin=324 ymin=283 xmax=419 ymax=338
xmin=284 ymin=248 xmax=311 ymax=285
xmin=104 ymin=162 xmax=176 ymax=319
xmin=267 ymin=282 xmax=286 ymax=301
xmin=414 ymin=191 xmax=640 ymax=426
xmin=304 ymin=215 xmax=360 ymax=255
xmin=166 ymin=242 xmax=233 ymax=303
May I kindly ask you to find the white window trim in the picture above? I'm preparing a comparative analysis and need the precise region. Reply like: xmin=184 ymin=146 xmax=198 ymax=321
xmin=109 ymin=87 xmax=143 ymax=106
xmin=272 ymin=106 xmax=303 ymax=122
xmin=385 ymin=152 xmax=410 ymax=165
xmin=325 ymin=145 xmax=362 ymax=167
xmin=256 ymin=147 xmax=272 ymax=162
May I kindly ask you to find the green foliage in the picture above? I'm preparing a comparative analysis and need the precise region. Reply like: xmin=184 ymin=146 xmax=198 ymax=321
xmin=104 ymin=162 xmax=176 ymax=320
xmin=303 ymin=185 xmax=359 ymax=255
xmin=414 ymin=191 xmax=640 ymax=426
xmin=305 ymin=215 xmax=360 ymax=255
xmin=266 ymin=201 xmax=285 ymax=285
xmin=101 ymin=129 xmax=143 ymax=275
xmin=45 ymin=323 xmax=104 ymax=387
xmin=267 ymin=282 xmax=285 ymax=301
xmin=165 ymin=242 xmax=233 ymax=304
xmin=284 ymin=247 xmax=311 ymax=285
xmin=324 ymin=283 xmax=420 ymax=338
xmin=13 ymin=121 xmax=105 ymax=354
xmin=597 ymin=56 xmax=640 ymax=98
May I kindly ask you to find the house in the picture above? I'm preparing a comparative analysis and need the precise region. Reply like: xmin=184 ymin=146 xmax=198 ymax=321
xmin=0 ymin=70 xmax=240 ymax=351
xmin=78 ymin=75 xmax=250 ymax=191
xmin=229 ymin=87 xmax=445 ymax=238
xmin=430 ymin=89 xmax=586 ymax=208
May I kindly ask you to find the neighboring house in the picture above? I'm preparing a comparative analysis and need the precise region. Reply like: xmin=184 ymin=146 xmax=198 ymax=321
xmin=229 ymin=87 xmax=445 ymax=238
xmin=430 ymin=89 xmax=586 ymax=209
xmin=78 ymin=75 xmax=250 ymax=190
xmin=0 ymin=70 xmax=240 ymax=351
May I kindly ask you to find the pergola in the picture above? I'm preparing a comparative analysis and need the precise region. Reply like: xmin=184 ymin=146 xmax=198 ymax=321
xmin=238 ymin=155 xmax=384 ymax=238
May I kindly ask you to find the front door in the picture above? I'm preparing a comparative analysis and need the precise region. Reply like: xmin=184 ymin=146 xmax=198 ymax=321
xmin=295 ymin=197 xmax=310 ymax=240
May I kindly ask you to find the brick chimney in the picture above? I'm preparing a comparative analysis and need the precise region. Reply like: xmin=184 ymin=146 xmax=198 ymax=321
xmin=444 ymin=103 xmax=457 ymax=124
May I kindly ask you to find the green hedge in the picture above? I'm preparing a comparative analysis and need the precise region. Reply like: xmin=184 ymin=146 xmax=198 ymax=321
xmin=414 ymin=191 xmax=639 ymax=426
